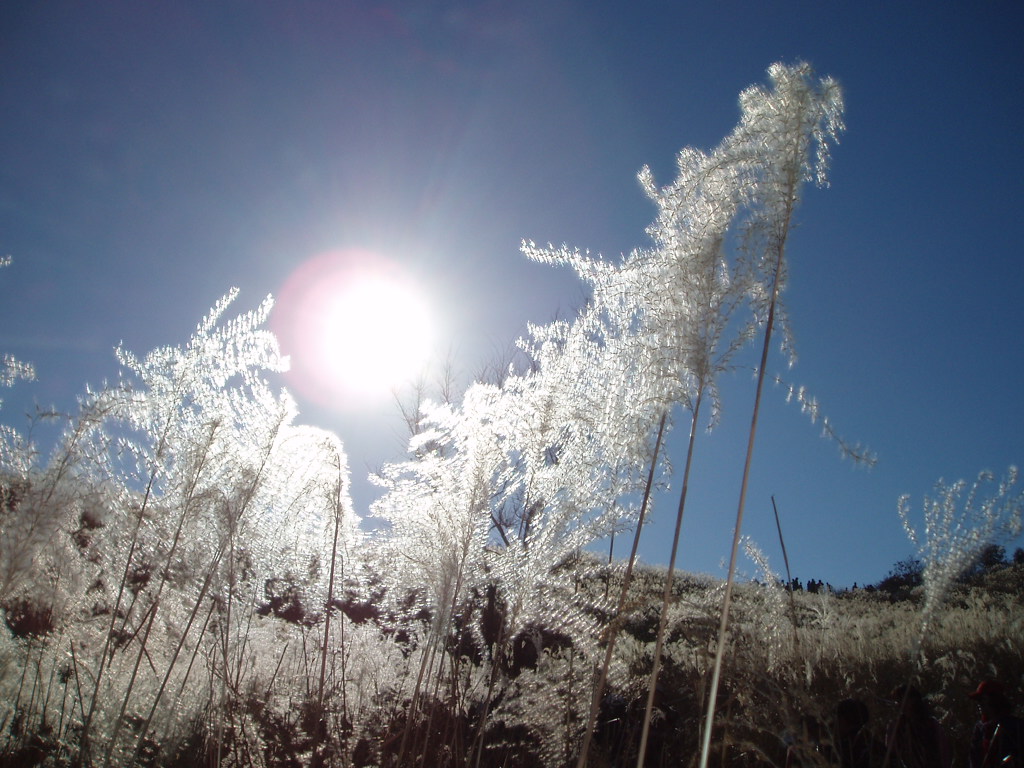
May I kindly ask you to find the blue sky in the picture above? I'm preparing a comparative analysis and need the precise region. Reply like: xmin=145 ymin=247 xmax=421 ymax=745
xmin=2 ymin=1 xmax=1022 ymax=588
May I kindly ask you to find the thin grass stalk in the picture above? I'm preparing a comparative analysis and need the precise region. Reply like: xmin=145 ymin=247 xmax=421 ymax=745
xmin=417 ymin=592 xmax=465 ymax=766
xmin=234 ymin=712 xmax=257 ymax=768
xmin=204 ymin=661 xmax=216 ymax=768
xmin=416 ymin=623 xmax=451 ymax=755
xmin=564 ymin=571 xmax=580 ymax=767
xmin=319 ymin=466 xmax=345 ymax=709
xmin=57 ymin=665 xmax=70 ymax=752
xmin=22 ymin=648 xmax=43 ymax=748
xmin=11 ymin=643 xmax=33 ymax=734
xmin=471 ymin=621 xmax=507 ymax=768
xmin=604 ymin=531 xmax=615 ymax=601
xmin=80 ymin=497 xmax=150 ymax=759
xmin=575 ymin=411 xmax=668 ymax=768
xmin=173 ymin=588 xmax=214 ymax=708
xmin=380 ymin=645 xmax=416 ymax=755
xmin=454 ymin=650 xmax=470 ymax=766
xmin=393 ymin=621 xmax=436 ymax=762
xmin=265 ymin=642 xmax=290 ymax=702
xmin=40 ymin=647 xmax=59 ymax=733
xmin=435 ymin=668 xmax=457 ymax=768
xmin=415 ymin=651 xmax=449 ymax=765
xmin=69 ymin=641 xmax=87 ymax=731
xmin=208 ymin=428 xmax=282 ymax=767
xmin=409 ymin=577 xmax=468 ymax=765
xmin=397 ymin=514 xmax=472 ymax=767
xmin=103 ymin=596 xmax=161 ymax=768
xmin=81 ymin=401 xmax=180 ymax=758
xmin=57 ymin=688 xmax=73 ymax=764
xmin=636 ymin=391 xmax=703 ymax=767
xmin=395 ymin=622 xmax=441 ymax=766
xmin=126 ymin=554 xmax=226 ymax=767
xmin=230 ymin=581 xmax=261 ymax=702
xmin=214 ymin=526 xmax=238 ymax=768
xmin=300 ymin=628 xmax=313 ymax=698
xmin=319 ymin=507 xmax=341 ymax=709
xmin=104 ymin=450 xmax=220 ymax=765
xmin=771 ymin=495 xmax=802 ymax=654
xmin=338 ymin=579 xmax=349 ymax=766
xmin=697 ymin=238 xmax=785 ymax=768
xmin=31 ymin=655 xmax=47 ymax=743
xmin=438 ymin=626 xmax=469 ymax=766
xmin=21 ymin=644 xmax=45 ymax=747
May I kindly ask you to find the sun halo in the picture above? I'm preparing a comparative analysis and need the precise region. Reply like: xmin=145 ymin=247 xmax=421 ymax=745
xmin=273 ymin=250 xmax=436 ymax=410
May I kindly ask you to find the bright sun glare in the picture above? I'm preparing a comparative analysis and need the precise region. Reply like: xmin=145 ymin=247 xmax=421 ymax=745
xmin=321 ymin=275 xmax=434 ymax=397
xmin=273 ymin=250 xmax=436 ymax=409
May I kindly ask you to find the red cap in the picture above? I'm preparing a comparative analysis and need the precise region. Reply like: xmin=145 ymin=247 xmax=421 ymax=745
xmin=968 ymin=680 xmax=1006 ymax=699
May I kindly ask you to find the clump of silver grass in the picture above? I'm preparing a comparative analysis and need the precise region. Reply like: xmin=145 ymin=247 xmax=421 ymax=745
xmin=898 ymin=466 xmax=1024 ymax=658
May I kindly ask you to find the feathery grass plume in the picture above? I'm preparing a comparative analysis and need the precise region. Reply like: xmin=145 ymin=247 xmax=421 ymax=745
xmin=371 ymin=386 xmax=498 ymax=764
xmin=898 ymin=466 xmax=1024 ymax=658
xmin=374 ymin=279 xmax=666 ymax=763
xmin=525 ymin=112 xmax=756 ymax=768
xmin=631 ymin=120 xmax=770 ymax=768
xmin=0 ymin=257 xmax=37 ymax=484
xmin=508 ymin=265 xmax=671 ymax=768
xmin=775 ymin=377 xmax=877 ymax=466
xmin=700 ymin=61 xmax=843 ymax=768
xmin=0 ymin=264 xmax=124 ymax=761
xmin=423 ymin=320 xmax=646 ymax=759
xmin=0 ymin=288 xmax=368 ymax=766
xmin=0 ymin=355 xmax=34 ymax=392
xmin=740 ymin=538 xmax=794 ymax=672
xmin=526 ymin=62 xmax=845 ymax=768
xmin=72 ymin=290 xmax=290 ymax=762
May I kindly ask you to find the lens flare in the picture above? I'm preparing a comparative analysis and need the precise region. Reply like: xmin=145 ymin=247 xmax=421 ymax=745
xmin=272 ymin=249 xmax=435 ymax=410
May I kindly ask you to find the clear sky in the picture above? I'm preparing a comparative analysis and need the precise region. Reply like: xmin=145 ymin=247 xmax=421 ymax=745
xmin=2 ymin=1 xmax=1022 ymax=589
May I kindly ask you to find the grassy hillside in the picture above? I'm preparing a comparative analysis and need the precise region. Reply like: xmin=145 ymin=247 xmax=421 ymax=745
xmin=3 ymin=544 xmax=1021 ymax=767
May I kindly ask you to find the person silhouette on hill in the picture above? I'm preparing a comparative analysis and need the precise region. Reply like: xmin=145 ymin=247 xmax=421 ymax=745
xmin=968 ymin=680 xmax=1024 ymax=768
xmin=885 ymin=685 xmax=952 ymax=768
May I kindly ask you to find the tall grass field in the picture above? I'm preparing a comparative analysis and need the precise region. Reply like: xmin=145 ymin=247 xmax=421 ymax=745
xmin=1 ymin=63 xmax=1021 ymax=768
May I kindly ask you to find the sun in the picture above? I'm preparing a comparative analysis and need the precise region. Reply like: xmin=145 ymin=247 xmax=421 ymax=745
xmin=272 ymin=250 xmax=437 ymax=409
xmin=319 ymin=274 xmax=434 ymax=397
